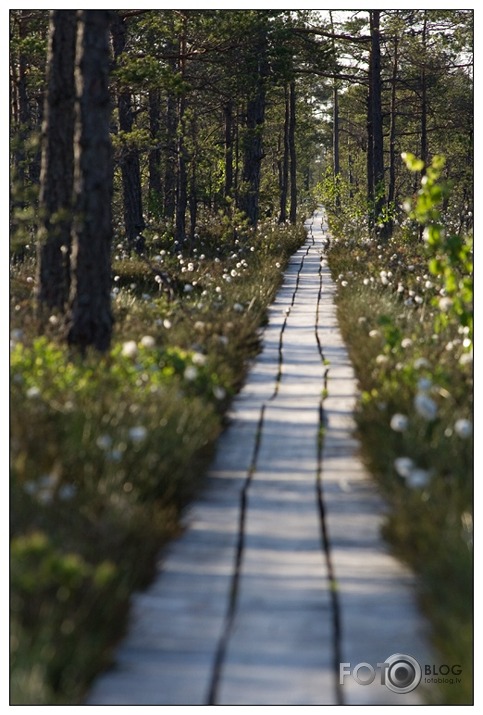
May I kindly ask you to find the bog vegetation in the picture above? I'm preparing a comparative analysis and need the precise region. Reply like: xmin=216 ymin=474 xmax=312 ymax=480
xmin=10 ymin=10 xmax=472 ymax=704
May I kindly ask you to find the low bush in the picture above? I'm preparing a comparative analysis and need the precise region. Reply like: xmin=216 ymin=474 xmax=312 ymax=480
xmin=324 ymin=156 xmax=473 ymax=704
xmin=10 ymin=215 xmax=306 ymax=704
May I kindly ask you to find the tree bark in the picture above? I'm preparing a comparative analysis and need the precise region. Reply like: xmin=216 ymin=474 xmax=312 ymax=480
xmin=18 ymin=11 xmax=30 ymax=184
xmin=148 ymin=88 xmax=162 ymax=209
xmin=175 ymin=93 xmax=188 ymax=247
xmin=111 ymin=12 xmax=145 ymax=252
xmin=388 ymin=31 xmax=399 ymax=209
xmin=189 ymin=113 xmax=198 ymax=247
xmin=238 ymin=27 xmax=268 ymax=227
xmin=174 ymin=18 xmax=188 ymax=247
xmin=366 ymin=70 xmax=374 ymax=226
xmin=289 ymin=79 xmax=297 ymax=224
xmin=29 ymin=94 xmax=43 ymax=185
xmin=348 ymin=145 xmax=354 ymax=199
xmin=67 ymin=10 xmax=113 ymax=353
xmin=367 ymin=10 xmax=386 ymax=235
xmin=189 ymin=160 xmax=197 ymax=248
xmin=11 ymin=10 xmax=32 ymax=189
xmin=233 ymin=105 xmax=240 ymax=205
xmin=420 ymin=12 xmax=428 ymax=174
xmin=36 ymin=10 xmax=77 ymax=312
xmin=164 ymin=93 xmax=177 ymax=221
xmin=369 ymin=10 xmax=385 ymax=232
xmin=10 ymin=50 xmax=19 ymax=128
xmin=278 ymin=84 xmax=289 ymax=223
xmin=163 ymin=41 xmax=178 ymax=222
xmin=330 ymin=12 xmax=340 ymax=208
xmin=333 ymin=83 xmax=340 ymax=205
xmin=224 ymin=100 xmax=234 ymax=200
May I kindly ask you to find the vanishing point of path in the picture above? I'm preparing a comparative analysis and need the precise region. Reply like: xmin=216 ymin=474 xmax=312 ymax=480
xmin=86 ymin=209 xmax=433 ymax=706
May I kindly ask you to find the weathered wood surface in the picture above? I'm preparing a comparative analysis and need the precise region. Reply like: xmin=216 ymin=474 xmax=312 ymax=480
xmin=86 ymin=209 xmax=433 ymax=706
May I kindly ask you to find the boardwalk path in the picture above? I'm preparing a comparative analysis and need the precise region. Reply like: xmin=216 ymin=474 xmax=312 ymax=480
xmin=86 ymin=209 xmax=433 ymax=706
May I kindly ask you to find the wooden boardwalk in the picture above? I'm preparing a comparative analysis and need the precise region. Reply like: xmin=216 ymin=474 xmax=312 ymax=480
xmin=86 ymin=210 xmax=433 ymax=706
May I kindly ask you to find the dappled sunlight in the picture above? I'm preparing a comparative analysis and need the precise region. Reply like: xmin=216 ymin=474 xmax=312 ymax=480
xmin=10 ymin=6 xmax=472 ymax=705
xmin=84 ymin=211 xmax=437 ymax=706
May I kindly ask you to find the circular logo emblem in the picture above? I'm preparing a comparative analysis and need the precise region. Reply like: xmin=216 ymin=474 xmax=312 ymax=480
xmin=384 ymin=653 xmax=422 ymax=693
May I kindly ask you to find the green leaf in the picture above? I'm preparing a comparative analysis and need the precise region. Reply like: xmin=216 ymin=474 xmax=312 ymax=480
xmin=429 ymin=258 xmax=443 ymax=276
xmin=401 ymin=152 xmax=425 ymax=172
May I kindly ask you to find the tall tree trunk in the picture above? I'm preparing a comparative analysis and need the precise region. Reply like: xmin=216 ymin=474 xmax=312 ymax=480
xmin=288 ymin=79 xmax=297 ymax=224
xmin=366 ymin=72 xmax=374 ymax=228
xmin=388 ymin=31 xmax=399 ymax=209
xmin=279 ymin=84 xmax=289 ymax=223
xmin=67 ymin=10 xmax=113 ymax=353
xmin=111 ymin=13 xmax=145 ymax=252
xmin=233 ymin=105 xmax=240 ymax=206
xmin=175 ymin=17 xmax=188 ymax=247
xmin=369 ymin=10 xmax=385 ymax=233
xmin=189 ymin=114 xmax=198 ymax=248
xmin=371 ymin=11 xmax=385 ymax=209
xmin=416 ymin=12 xmax=429 ymax=241
xmin=224 ymin=100 xmax=234 ymax=200
xmin=239 ymin=27 xmax=268 ymax=227
xmin=12 ymin=10 xmax=31 ymax=189
xmin=175 ymin=94 xmax=188 ymax=247
xmin=10 ymin=11 xmax=48 ymax=231
xmin=239 ymin=92 xmax=266 ymax=225
xmin=189 ymin=160 xmax=197 ymax=248
xmin=163 ymin=40 xmax=178 ymax=222
xmin=333 ymin=83 xmax=340 ymax=207
xmin=18 ymin=12 xmax=30 ymax=169
xmin=420 ymin=12 xmax=428 ymax=174
xmin=148 ymin=88 xmax=162 ymax=211
xmin=164 ymin=93 xmax=177 ymax=220
xmin=29 ymin=93 xmax=43 ymax=185
xmin=348 ymin=145 xmax=354 ymax=199
xmin=10 ymin=52 xmax=19 ymax=127
xmin=329 ymin=12 xmax=340 ymax=208
xmin=10 ymin=52 xmax=20 ymax=218
xmin=36 ymin=10 xmax=77 ymax=313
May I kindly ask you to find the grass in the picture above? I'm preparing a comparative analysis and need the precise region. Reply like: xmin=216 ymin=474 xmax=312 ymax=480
xmin=10 ymin=211 xmax=307 ymax=704
xmin=325 ymin=225 xmax=473 ymax=705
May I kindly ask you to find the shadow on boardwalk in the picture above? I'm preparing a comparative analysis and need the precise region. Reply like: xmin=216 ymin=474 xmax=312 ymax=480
xmin=85 ymin=209 xmax=434 ymax=706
